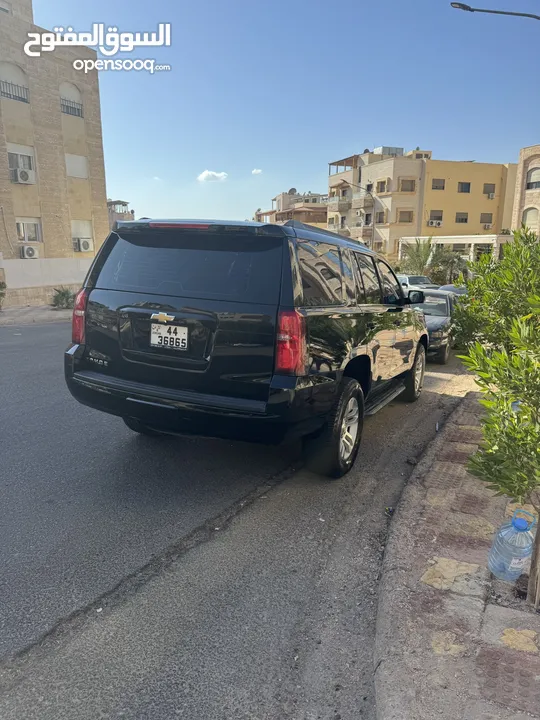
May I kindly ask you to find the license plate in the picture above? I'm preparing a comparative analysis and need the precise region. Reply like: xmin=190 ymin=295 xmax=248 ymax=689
xmin=150 ymin=323 xmax=188 ymax=350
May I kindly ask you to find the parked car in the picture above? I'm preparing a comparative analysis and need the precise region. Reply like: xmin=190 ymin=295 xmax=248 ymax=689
xmin=439 ymin=283 xmax=467 ymax=295
xmin=396 ymin=274 xmax=439 ymax=290
xmin=65 ymin=219 xmax=428 ymax=478
xmin=411 ymin=289 xmax=456 ymax=364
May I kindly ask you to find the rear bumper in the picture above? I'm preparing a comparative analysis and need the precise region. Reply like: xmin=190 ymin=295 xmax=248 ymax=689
xmin=65 ymin=347 xmax=325 ymax=444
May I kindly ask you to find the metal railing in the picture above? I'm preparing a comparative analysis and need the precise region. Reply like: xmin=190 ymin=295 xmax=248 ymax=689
xmin=0 ymin=81 xmax=29 ymax=103
xmin=61 ymin=97 xmax=84 ymax=118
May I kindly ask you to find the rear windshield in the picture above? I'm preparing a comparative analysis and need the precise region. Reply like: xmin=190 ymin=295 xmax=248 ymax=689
xmin=91 ymin=230 xmax=284 ymax=305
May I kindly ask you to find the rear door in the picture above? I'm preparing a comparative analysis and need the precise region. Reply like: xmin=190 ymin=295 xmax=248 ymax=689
xmin=374 ymin=258 xmax=416 ymax=371
xmin=83 ymin=226 xmax=285 ymax=403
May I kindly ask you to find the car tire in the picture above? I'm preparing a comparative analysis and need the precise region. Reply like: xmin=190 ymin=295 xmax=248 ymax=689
xmin=435 ymin=343 xmax=450 ymax=365
xmin=304 ymin=377 xmax=364 ymax=479
xmin=123 ymin=417 xmax=164 ymax=436
xmin=402 ymin=343 xmax=426 ymax=402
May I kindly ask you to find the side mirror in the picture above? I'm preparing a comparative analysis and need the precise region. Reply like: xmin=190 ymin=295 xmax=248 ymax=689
xmin=401 ymin=282 xmax=408 ymax=287
xmin=408 ymin=290 xmax=425 ymax=304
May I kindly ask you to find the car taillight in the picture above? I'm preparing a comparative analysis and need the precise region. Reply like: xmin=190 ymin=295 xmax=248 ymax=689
xmin=275 ymin=310 xmax=307 ymax=375
xmin=72 ymin=288 xmax=88 ymax=344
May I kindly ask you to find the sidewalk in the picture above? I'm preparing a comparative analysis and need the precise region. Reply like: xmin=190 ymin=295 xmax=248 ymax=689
xmin=375 ymin=392 xmax=540 ymax=720
xmin=0 ymin=305 xmax=72 ymax=326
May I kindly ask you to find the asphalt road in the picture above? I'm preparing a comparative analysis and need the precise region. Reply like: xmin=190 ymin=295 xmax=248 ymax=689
xmin=0 ymin=322 xmax=475 ymax=719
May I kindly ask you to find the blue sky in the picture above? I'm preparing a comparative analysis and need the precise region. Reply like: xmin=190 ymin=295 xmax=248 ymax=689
xmin=34 ymin=0 xmax=539 ymax=220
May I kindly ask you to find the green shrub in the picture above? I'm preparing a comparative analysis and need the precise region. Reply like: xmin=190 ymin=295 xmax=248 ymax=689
xmin=456 ymin=227 xmax=540 ymax=606
xmin=52 ymin=287 xmax=76 ymax=309
xmin=0 ymin=281 xmax=6 ymax=311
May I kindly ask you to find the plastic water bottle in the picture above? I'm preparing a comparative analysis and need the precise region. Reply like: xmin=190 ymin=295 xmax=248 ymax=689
xmin=488 ymin=510 xmax=536 ymax=582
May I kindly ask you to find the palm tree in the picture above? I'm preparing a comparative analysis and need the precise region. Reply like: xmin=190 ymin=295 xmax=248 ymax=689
xmin=401 ymin=237 xmax=467 ymax=284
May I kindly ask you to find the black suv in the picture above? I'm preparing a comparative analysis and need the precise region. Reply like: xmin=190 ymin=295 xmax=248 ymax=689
xmin=65 ymin=219 xmax=427 ymax=477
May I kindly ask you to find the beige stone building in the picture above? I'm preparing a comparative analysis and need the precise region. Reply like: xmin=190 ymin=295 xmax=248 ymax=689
xmin=254 ymin=189 xmax=328 ymax=229
xmin=511 ymin=144 xmax=540 ymax=235
xmin=327 ymin=146 xmax=519 ymax=262
xmin=0 ymin=0 xmax=108 ymax=306
xmin=108 ymin=199 xmax=135 ymax=229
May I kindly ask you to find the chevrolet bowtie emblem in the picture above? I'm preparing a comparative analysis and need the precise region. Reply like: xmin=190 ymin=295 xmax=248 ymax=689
xmin=150 ymin=312 xmax=175 ymax=323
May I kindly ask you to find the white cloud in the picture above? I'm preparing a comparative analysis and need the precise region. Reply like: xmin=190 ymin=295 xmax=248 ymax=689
xmin=252 ymin=168 xmax=263 ymax=175
xmin=153 ymin=176 xmax=162 ymax=181
xmin=197 ymin=169 xmax=228 ymax=182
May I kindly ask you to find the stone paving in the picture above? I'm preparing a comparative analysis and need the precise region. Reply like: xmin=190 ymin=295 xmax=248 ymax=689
xmin=375 ymin=392 xmax=540 ymax=720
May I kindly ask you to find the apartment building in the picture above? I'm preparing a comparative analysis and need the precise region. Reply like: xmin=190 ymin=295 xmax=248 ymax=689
xmin=0 ymin=0 xmax=108 ymax=306
xmin=254 ymin=188 xmax=328 ymax=229
xmin=108 ymin=199 xmax=135 ymax=229
xmin=420 ymin=159 xmax=516 ymax=237
xmin=512 ymin=144 xmax=540 ymax=235
xmin=327 ymin=147 xmax=432 ymax=259
xmin=327 ymin=145 xmax=517 ymax=261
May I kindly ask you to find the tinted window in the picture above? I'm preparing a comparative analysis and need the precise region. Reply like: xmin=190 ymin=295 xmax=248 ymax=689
xmin=375 ymin=259 xmax=402 ymax=305
xmin=92 ymin=230 xmax=283 ymax=304
xmin=354 ymin=253 xmax=381 ymax=304
xmin=297 ymin=240 xmax=343 ymax=306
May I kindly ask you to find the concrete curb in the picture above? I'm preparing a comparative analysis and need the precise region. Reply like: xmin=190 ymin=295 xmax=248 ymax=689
xmin=0 ymin=309 xmax=72 ymax=326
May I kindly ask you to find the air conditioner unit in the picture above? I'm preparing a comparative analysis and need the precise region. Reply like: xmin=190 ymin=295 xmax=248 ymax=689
xmin=487 ymin=193 xmax=495 ymax=199
xmin=356 ymin=210 xmax=362 ymax=216
xmin=484 ymin=224 xmax=492 ymax=230
xmin=14 ymin=168 xmax=36 ymax=184
xmin=20 ymin=244 xmax=39 ymax=259
xmin=428 ymin=220 xmax=443 ymax=227
xmin=73 ymin=237 xmax=95 ymax=252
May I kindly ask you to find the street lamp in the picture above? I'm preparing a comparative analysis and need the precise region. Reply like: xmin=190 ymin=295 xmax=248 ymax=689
xmin=451 ymin=2 xmax=540 ymax=21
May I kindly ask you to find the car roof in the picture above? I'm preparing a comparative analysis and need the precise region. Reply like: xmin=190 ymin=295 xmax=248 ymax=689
xmin=114 ymin=218 xmax=378 ymax=257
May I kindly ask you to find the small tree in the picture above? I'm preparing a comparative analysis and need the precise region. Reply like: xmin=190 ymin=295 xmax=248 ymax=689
xmin=401 ymin=237 xmax=467 ymax=284
xmin=455 ymin=227 xmax=540 ymax=606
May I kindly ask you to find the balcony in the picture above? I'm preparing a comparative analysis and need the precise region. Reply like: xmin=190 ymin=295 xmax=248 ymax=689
xmin=328 ymin=224 xmax=350 ymax=237
xmin=326 ymin=195 xmax=352 ymax=211
xmin=352 ymin=193 xmax=374 ymax=210
xmin=348 ymin=224 xmax=373 ymax=240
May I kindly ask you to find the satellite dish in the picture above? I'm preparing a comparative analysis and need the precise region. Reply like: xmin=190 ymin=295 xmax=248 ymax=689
xmin=288 ymin=188 xmax=297 ymax=195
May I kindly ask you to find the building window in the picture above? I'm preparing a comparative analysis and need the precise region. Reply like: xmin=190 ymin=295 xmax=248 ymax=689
xmin=71 ymin=220 xmax=94 ymax=251
xmin=452 ymin=243 xmax=467 ymax=253
xmin=0 ymin=0 xmax=12 ymax=14
xmin=483 ymin=183 xmax=496 ymax=195
xmin=526 ymin=168 xmax=540 ymax=190
xmin=375 ymin=211 xmax=385 ymax=224
xmin=364 ymin=213 xmax=372 ymax=226
xmin=480 ymin=213 xmax=493 ymax=224
xmin=456 ymin=212 xmax=469 ymax=224
xmin=7 ymin=143 xmax=36 ymax=183
xmin=0 ymin=62 xmax=29 ymax=102
xmin=65 ymin=154 xmax=89 ymax=179
xmin=366 ymin=183 xmax=373 ymax=193
xmin=376 ymin=180 xmax=387 ymax=194
xmin=429 ymin=210 xmax=443 ymax=222
xmin=415 ymin=153 xmax=423 ymax=159
xmin=340 ymin=215 xmax=346 ymax=228
xmin=398 ymin=210 xmax=414 ymax=223
xmin=522 ymin=207 xmax=539 ymax=232
xmin=458 ymin=182 xmax=471 ymax=193
xmin=399 ymin=179 xmax=416 ymax=192
xmin=59 ymin=81 xmax=83 ymax=117
xmin=432 ymin=178 xmax=445 ymax=190
xmin=16 ymin=218 xmax=42 ymax=242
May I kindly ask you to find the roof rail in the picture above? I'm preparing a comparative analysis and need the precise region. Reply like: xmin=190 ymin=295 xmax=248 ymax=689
xmin=283 ymin=219 xmax=367 ymax=247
